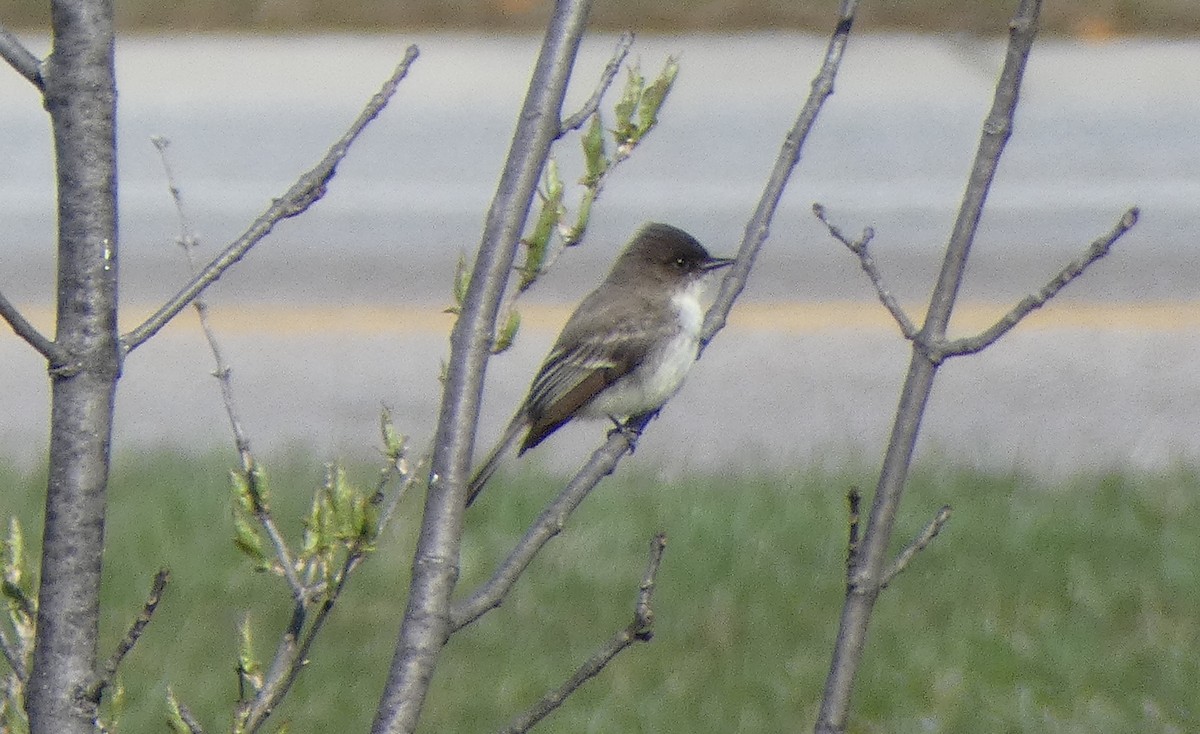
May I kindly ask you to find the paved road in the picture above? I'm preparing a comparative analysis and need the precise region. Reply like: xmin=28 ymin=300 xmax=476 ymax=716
xmin=0 ymin=34 xmax=1196 ymax=477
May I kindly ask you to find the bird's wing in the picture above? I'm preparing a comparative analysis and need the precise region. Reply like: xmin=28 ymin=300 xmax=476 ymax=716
xmin=520 ymin=335 xmax=638 ymax=453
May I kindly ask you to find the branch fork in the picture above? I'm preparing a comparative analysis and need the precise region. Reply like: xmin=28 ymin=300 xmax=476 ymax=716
xmin=816 ymin=203 xmax=1140 ymax=361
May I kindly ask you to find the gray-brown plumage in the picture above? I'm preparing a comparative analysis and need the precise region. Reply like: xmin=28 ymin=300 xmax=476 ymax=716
xmin=466 ymin=222 xmax=733 ymax=506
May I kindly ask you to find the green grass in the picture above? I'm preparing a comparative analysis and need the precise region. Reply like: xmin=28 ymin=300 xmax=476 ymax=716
xmin=0 ymin=456 xmax=1196 ymax=732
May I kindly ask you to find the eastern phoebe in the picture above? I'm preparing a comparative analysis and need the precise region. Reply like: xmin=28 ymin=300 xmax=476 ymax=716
xmin=466 ymin=222 xmax=733 ymax=506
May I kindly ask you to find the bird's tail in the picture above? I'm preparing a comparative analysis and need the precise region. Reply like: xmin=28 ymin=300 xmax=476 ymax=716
xmin=465 ymin=413 xmax=528 ymax=507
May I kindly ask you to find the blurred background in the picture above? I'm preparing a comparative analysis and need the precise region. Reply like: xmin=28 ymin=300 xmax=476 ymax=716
xmin=0 ymin=5 xmax=1197 ymax=478
xmin=2 ymin=6 xmax=1199 ymax=732
xmin=5 ymin=0 xmax=1200 ymax=36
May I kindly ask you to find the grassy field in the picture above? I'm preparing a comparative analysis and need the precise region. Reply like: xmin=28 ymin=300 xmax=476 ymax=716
xmin=0 ymin=456 xmax=1196 ymax=732
xmin=4 ymin=0 xmax=1200 ymax=36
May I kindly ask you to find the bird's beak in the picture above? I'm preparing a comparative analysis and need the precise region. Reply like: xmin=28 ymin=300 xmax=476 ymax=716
xmin=702 ymin=256 xmax=736 ymax=272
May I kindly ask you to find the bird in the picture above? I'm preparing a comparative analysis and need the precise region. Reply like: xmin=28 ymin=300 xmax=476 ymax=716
xmin=466 ymin=222 xmax=734 ymax=506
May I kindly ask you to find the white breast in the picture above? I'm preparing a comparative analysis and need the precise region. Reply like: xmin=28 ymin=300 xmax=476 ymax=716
xmin=583 ymin=283 xmax=704 ymax=419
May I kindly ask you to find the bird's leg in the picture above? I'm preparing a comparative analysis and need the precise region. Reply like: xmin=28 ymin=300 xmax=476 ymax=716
xmin=607 ymin=415 xmax=643 ymax=452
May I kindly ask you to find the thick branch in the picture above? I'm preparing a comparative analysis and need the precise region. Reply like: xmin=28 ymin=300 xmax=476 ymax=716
xmin=0 ymin=291 xmax=67 ymax=365
xmin=814 ymin=3 xmax=1044 ymax=732
xmin=813 ymin=203 xmax=918 ymax=339
xmin=122 ymin=46 xmax=419 ymax=353
xmin=0 ymin=25 xmax=43 ymax=89
xmin=559 ymin=32 xmax=633 ymax=134
xmin=28 ymin=1 xmax=121 ymax=730
xmin=498 ymin=533 xmax=666 ymax=733
xmin=373 ymin=4 xmax=595 ymax=731
xmin=939 ymin=206 xmax=1139 ymax=358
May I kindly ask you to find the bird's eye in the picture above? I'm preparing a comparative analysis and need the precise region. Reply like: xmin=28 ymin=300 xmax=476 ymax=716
xmin=673 ymin=257 xmax=687 ymax=269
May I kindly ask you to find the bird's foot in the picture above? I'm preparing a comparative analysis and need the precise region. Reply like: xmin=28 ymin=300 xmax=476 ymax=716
xmin=607 ymin=416 xmax=643 ymax=452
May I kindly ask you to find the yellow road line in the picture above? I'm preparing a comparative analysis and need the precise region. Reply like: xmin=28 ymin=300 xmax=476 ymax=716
xmin=12 ymin=301 xmax=1200 ymax=337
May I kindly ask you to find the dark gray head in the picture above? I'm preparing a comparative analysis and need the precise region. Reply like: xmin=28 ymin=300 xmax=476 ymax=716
xmin=608 ymin=222 xmax=734 ymax=287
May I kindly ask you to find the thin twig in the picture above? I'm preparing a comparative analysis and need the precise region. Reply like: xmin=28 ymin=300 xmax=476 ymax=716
xmin=150 ymin=135 xmax=308 ymax=601
xmin=0 ymin=25 xmax=43 ymax=90
xmin=373 ymin=449 xmax=426 ymax=542
xmin=813 ymin=203 xmax=918 ymax=339
xmin=938 ymin=206 xmax=1139 ymax=358
xmin=122 ymin=45 xmax=420 ymax=353
xmin=174 ymin=698 xmax=205 ymax=734
xmin=499 ymin=533 xmax=666 ymax=734
xmin=241 ymin=542 xmax=359 ymax=733
xmin=451 ymin=414 xmax=650 ymax=631
xmin=239 ymin=438 xmax=417 ymax=732
xmin=0 ymin=291 xmax=69 ymax=366
xmin=845 ymin=487 xmax=861 ymax=585
xmin=85 ymin=569 xmax=169 ymax=701
xmin=701 ymin=1 xmax=860 ymax=348
xmin=560 ymin=32 xmax=633 ymax=134
xmin=151 ymin=136 xmax=255 ymax=464
xmin=880 ymin=506 xmax=951 ymax=588
xmin=0 ymin=628 xmax=25 ymax=684
xmin=255 ymin=506 xmax=305 ymax=599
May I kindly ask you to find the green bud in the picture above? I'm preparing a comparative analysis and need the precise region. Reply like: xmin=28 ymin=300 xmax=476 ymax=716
xmin=3 ymin=518 xmax=24 ymax=588
xmin=380 ymin=409 xmax=405 ymax=459
xmin=581 ymin=113 xmax=608 ymax=186
xmin=301 ymin=490 xmax=325 ymax=558
xmin=613 ymin=62 xmax=644 ymax=145
xmin=166 ymin=689 xmax=190 ymax=734
xmin=232 ymin=513 xmax=269 ymax=571
xmin=238 ymin=617 xmax=262 ymax=689
xmin=491 ymin=309 xmax=521 ymax=354
xmin=230 ymin=470 xmax=254 ymax=515
xmin=568 ymin=189 xmax=597 ymax=247
xmin=638 ymin=56 xmax=679 ymax=137
xmin=447 ymin=253 xmax=470 ymax=315
xmin=107 ymin=677 xmax=126 ymax=725
xmin=519 ymin=159 xmax=565 ymax=290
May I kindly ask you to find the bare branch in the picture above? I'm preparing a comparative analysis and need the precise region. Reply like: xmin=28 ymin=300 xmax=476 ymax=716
xmin=171 ymin=694 xmax=205 ymax=734
xmin=0 ymin=25 xmax=43 ymax=90
xmin=499 ymin=533 xmax=666 ymax=734
xmin=150 ymin=134 xmax=307 ymax=601
xmin=939 ymin=206 xmax=1139 ymax=358
xmin=844 ymin=487 xmax=861 ymax=584
xmin=880 ymin=506 xmax=951 ymax=589
xmin=122 ymin=45 xmax=420 ymax=353
xmin=813 ymin=203 xmax=918 ymax=340
xmin=86 ymin=569 xmax=169 ymax=702
xmin=0 ymin=628 xmax=25 ymax=683
xmin=560 ymin=32 xmax=633 ymax=134
xmin=451 ymin=414 xmax=649 ymax=631
xmin=151 ymin=135 xmax=256 ymax=465
xmin=0 ymin=290 xmax=69 ymax=366
xmin=255 ymin=502 xmax=305 ymax=599
xmin=29 ymin=3 xmax=122 ymax=728
xmin=701 ymin=1 xmax=860 ymax=348
xmin=815 ymin=2 xmax=1045 ymax=731
xmin=374 ymin=3 xmax=597 ymax=729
